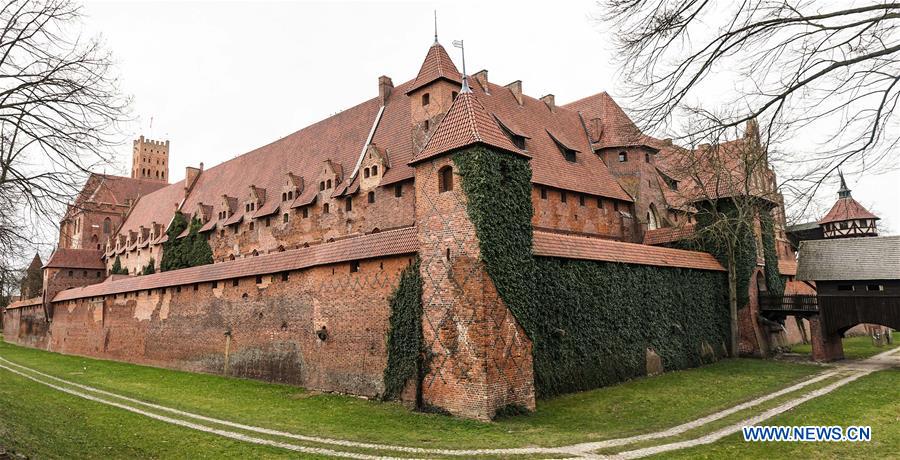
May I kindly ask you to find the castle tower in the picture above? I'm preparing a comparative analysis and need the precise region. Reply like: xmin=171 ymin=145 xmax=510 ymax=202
xmin=406 ymin=42 xmax=463 ymax=153
xmin=131 ymin=135 xmax=170 ymax=183
xmin=818 ymin=172 xmax=879 ymax=238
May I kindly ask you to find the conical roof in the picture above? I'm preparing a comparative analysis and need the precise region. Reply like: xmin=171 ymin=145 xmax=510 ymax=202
xmin=406 ymin=42 xmax=462 ymax=94
xmin=819 ymin=176 xmax=878 ymax=224
xmin=410 ymin=91 xmax=528 ymax=164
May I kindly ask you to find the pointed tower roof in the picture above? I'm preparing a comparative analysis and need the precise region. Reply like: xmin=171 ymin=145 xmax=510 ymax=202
xmin=410 ymin=91 xmax=529 ymax=164
xmin=406 ymin=43 xmax=462 ymax=94
xmin=818 ymin=174 xmax=879 ymax=225
xmin=26 ymin=253 xmax=43 ymax=271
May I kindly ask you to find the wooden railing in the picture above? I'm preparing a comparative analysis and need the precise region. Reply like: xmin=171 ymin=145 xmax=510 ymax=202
xmin=759 ymin=294 xmax=819 ymax=313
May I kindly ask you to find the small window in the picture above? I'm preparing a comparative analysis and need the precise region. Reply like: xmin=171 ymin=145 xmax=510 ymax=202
xmin=350 ymin=260 xmax=360 ymax=273
xmin=265 ymin=217 xmax=271 ymax=227
xmin=618 ymin=151 xmax=627 ymax=162
xmin=256 ymin=275 xmax=263 ymax=284
xmin=394 ymin=184 xmax=403 ymax=197
xmin=212 ymin=281 xmax=218 ymax=288
xmin=423 ymin=119 xmax=430 ymax=131
xmin=96 ymin=271 xmax=101 ymax=278
xmin=645 ymin=152 xmax=651 ymax=163
xmin=249 ymin=222 xmax=255 ymax=231
xmin=282 ymin=192 xmax=287 ymax=201
xmin=68 ymin=270 xmax=73 ymax=277
xmin=302 ymin=207 xmax=309 ymax=218
xmin=614 ymin=202 xmax=620 ymax=212
xmin=194 ymin=284 xmax=199 ymax=291
xmin=283 ymin=213 xmax=289 ymax=223
xmin=368 ymin=191 xmax=375 ymax=203
xmin=232 ymin=279 xmax=239 ymax=287
xmin=372 ymin=165 xmax=378 ymax=176
xmin=438 ymin=166 xmax=453 ymax=193
xmin=345 ymin=197 xmax=353 ymax=212
xmin=364 ymin=168 xmax=370 ymax=178
xmin=422 ymin=93 xmax=430 ymax=106
xmin=320 ymin=181 xmax=325 ymax=191
xmin=837 ymin=284 xmax=854 ymax=291
xmin=288 ymin=191 xmax=293 ymax=200
xmin=233 ymin=226 xmax=239 ymax=234
xmin=597 ymin=198 xmax=603 ymax=209
xmin=563 ymin=149 xmax=576 ymax=163
xmin=560 ymin=191 xmax=567 ymax=203
xmin=579 ymin=195 xmax=585 ymax=206
xmin=323 ymin=203 xmax=330 ymax=214
xmin=866 ymin=284 xmax=883 ymax=291
xmin=540 ymin=187 xmax=547 ymax=199
xmin=452 ymin=91 xmax=458 ymax=100
xmin=176 ymin=286 xmax=182 ymax=293
xmin=281 ymin=272 xmax=289 ymax=282
xmin=326 ymin=179 xmax=332 ymax=189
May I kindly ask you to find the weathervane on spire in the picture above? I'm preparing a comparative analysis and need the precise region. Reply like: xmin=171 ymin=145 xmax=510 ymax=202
xmin=452 ymin=39 xmax=471 ymax=93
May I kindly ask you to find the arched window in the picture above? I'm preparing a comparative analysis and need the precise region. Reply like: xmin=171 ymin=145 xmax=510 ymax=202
xmin=91 ymin=234 xmax=98 ymax=244
xmin=647 ymin=206 xmax=660 ymax=230
xmin=364 ymin=168 xmax=370 ymax=178
xmin=288 ymin=191 xmax=293 ymax=200
xmin=371 ymin=165 xmax=378 ymax=176
xmin=323 ymin=203 xmax=330 ymax=214
xmin=367 ymin=191 xmax=375 ymax=203
xmin=103 ymin=217 xmax=111 ymax=234
xmin=345 ymin=197 xmax=353 ymax=212
xmin=438 ymin=166 xmax=453 ymax=193
xmin=422 ymin=93 xmax=430 ymax=106
xmin=283 ymin=213 xmax=289 ymax=223
xmin=326 ymin=179 xmax=331 ymax=189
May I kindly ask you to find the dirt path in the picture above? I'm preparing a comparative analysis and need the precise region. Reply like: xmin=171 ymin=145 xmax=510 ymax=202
xmin=0 ymin=348 xmax=896 ymax=459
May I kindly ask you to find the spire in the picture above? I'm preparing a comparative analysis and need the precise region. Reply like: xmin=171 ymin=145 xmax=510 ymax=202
xmin=410 ymin=91 xmax=529 ymax=164
xmin=837 ymin=170 xmax=851 ymax=198
xmin=452 ymin=39 xmax=471 ymax=93
xmin=434 ymin=10 xmax=438 ymax=44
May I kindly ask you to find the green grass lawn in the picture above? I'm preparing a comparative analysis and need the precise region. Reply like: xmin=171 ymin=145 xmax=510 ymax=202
xmin=0 ymin=337 xmax=821 ymax=454
xmin=789 ymin=333 xmax=898 ymax=359
xmin=659 ymin=369 xmax=900 ymax=459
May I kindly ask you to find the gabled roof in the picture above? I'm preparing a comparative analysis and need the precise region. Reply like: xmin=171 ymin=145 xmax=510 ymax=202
xmin=45 ymin=248 xmax=105 ymax=270
xmin=563 ymin=92 xmax=656 ymax=150
xmin=797 ymin=236 xmax=900 ymax=281
xmin=412 ymin=91 xmax=527 ymax=163
xmin=406 ymin=42 xmax=462 ymax=94
xmin=819 ymin=197 xmax=878 ymax=224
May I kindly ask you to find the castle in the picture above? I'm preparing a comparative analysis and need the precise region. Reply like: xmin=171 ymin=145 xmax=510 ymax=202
xmin=4 ymin=39 xmax=810 ymax=420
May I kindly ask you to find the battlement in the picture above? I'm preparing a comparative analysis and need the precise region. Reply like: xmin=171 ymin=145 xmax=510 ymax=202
xmin=131 ymin=134 xmax=170 ymax=183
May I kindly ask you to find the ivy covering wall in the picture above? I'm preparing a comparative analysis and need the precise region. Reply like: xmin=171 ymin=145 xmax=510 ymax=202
xmin=160 ymin=212 xmax=213 ymax=272
xmin=759 ymin=210 xmax=786 ymax=297
xmin=690 ymin=200 xmax=758 ymax=308
xmin=453 ymin=146 xmax=730 ymax=397
xmin=382 ymin=259 xmax=423 ymax=400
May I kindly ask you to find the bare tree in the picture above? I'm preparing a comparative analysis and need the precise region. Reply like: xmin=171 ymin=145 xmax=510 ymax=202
xmin=0 ymin=0 xmax=129 ymax=261
xmin=660 ymin=113 xmax=783 ymax=356
xmin=599 ymin=0 xmax=900 ymax=217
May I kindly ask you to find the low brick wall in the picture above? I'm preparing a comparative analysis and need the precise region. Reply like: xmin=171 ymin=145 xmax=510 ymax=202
xmin=4 ymin=254 xmax=415 ymax=399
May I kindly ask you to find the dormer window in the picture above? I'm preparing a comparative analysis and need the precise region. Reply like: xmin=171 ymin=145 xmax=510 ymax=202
xmin=422 ymin=93 xmax=430 ymax=106
xmin=371 ymin=165 xmax=378 ymax=176
xmin=562 ymin=149 xmax=576 ymax=163
xmin=364 ymin=168 xmax=370 ymax=178
xmin=452 ymin=91 xmax=458 ymax=100
xmin=618 ymin=151 xmax=628 ymax=162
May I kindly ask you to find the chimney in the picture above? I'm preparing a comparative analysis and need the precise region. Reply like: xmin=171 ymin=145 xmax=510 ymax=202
xmin=378 ymin=75 xmax=393 ymax=104
xmin=506 ymin=80 xmax=523 ymax=105
xmin=473 ymin=69 xmax=489 ymax=93
xmin=185 ymin=165 xmax=201 ymax=195
xmin=540 ymin=94 xmax=556 ymax=112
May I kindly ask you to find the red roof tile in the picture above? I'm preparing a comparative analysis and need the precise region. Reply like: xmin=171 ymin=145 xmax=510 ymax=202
xmin=818 ymin=197 xmax=878 ymax=224
xmin=53 ymin=226 xmax=419 ymax=302
xmin=778 ymin=258 xmax=798 ymax=276
xmin=412 ymin=91 xmax=527 ymax=163
xmin=6 ymin=296 xmax=42 ymax=310
xmin=406 ymin=42 xmax=462 ymax=94
xmin=44 ymin=248 xmax=106 ymax=270
xmin=563 ymin=92 xmax=656 ymax=149
xmin=533 ymin=230 xmax=724 ymax=271
xmin=643 ymin=225 xmax=696 ymax=245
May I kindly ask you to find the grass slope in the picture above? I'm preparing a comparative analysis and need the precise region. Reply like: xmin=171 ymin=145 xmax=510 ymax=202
xmin=790 ymin=334 xmax=898 ymax=360
xmin=0 ymin=338 xmax=819 ymax=451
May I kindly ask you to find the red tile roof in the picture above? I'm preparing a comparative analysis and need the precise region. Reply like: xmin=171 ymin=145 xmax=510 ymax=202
xmin=642 ymin=225 xmax=696 ymax=245
xmin=44 ymin=248 xmax=106 ymax=270
xmin=412 ymin=91 xmax=527 ymax=163
xmin=533 ymin=230 xmax=724 ymax=271
xmin=53 ymin=226 xmax=418 ymax=302
xmin=406 ymin=42 xmax=462 ymax=94
xmin=5 ymin=296 xmax=42 ymax=310
xmin=563 ymin=92 xmax=657 ymax=149
xmin=818 ymin=197 xmax=878 ymax=224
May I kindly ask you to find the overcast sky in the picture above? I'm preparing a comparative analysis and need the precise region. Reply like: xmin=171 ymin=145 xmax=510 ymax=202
xmin=80 ymin=0 xmax=898 ymax=234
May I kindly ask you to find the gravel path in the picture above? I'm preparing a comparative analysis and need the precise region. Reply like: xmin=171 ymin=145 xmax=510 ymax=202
xmin=0 ymin=347 xmax=895 ymax=459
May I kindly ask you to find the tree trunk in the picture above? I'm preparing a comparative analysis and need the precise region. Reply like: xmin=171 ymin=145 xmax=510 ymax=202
xmin=728 ymin=254 xmax=739 ymax=357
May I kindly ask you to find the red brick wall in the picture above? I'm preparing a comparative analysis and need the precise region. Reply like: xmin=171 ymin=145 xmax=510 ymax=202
xmin=414 ymin=154 xmax=535 ymax=420
xmin=2 ymin=306 xmax=49 ymax=349
xmin=531 ymin=185 xmax=631 ymax=239
xmin=9 ymin=254 xmax=414 ymax=398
